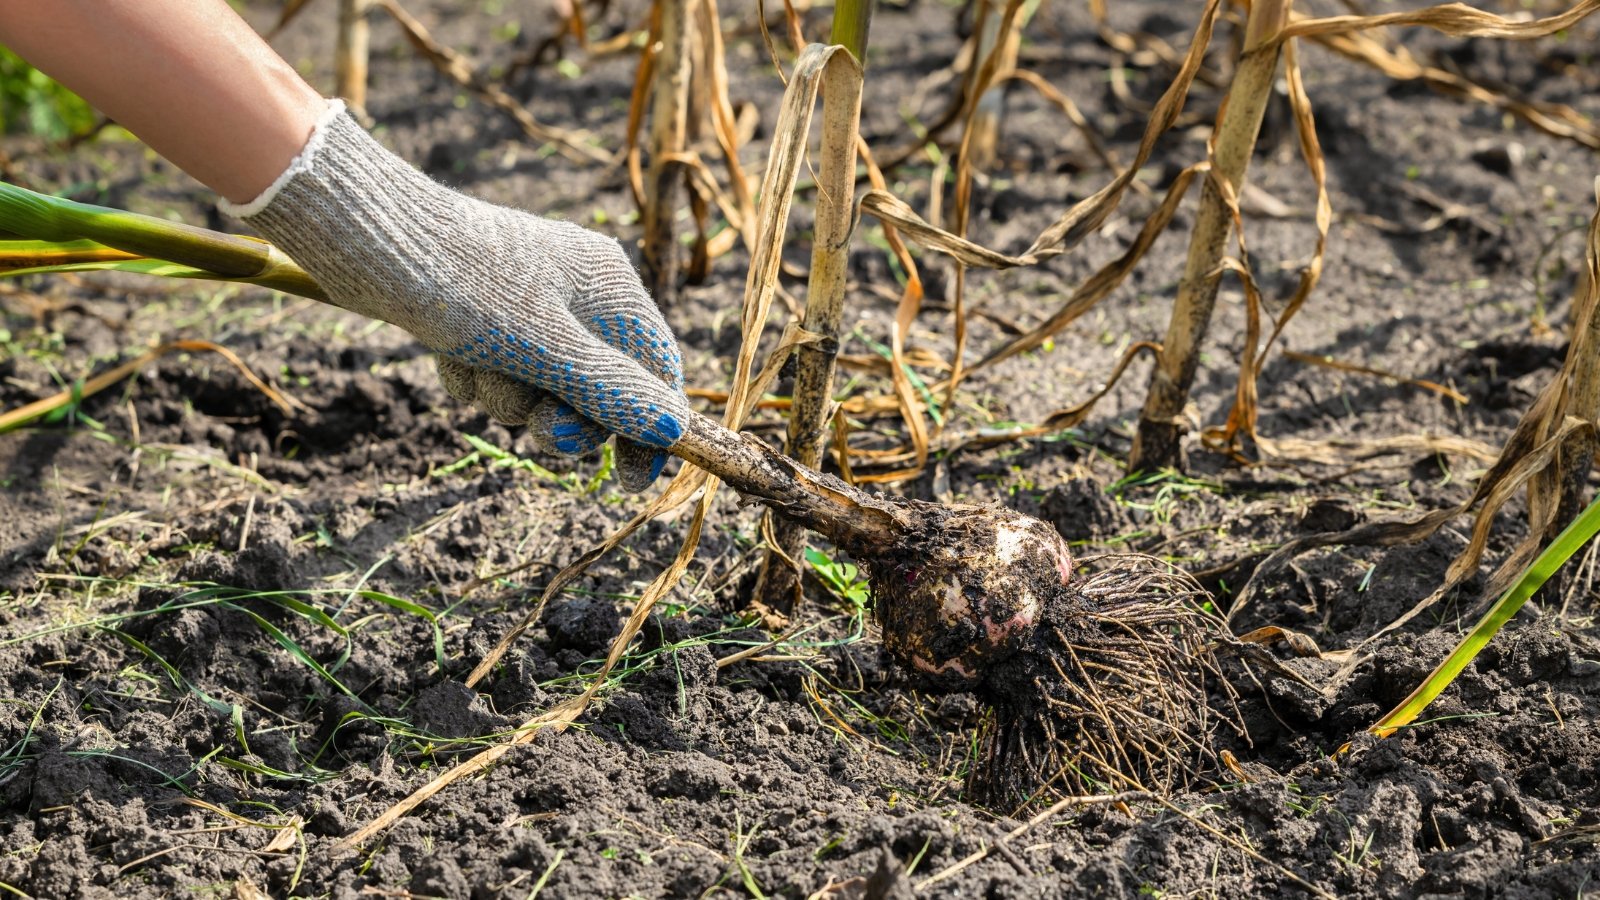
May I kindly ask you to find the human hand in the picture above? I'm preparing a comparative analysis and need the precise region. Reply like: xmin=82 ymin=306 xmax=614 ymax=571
xmin=222 ymin=102 xmax=688 ymax=491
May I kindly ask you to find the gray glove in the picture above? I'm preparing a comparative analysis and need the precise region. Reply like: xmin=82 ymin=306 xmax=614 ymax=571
xmin=220 ymin=100 xmax=688 ymax=491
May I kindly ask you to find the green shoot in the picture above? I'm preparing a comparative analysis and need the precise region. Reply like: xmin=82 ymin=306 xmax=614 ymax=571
xmin=451 ymin=433 xmax=583 ymax=492
xmin=0 ymin=181 xmax=323 ymax=297
xmin=804 ymin=546 xmax=870 ymax=612
xmin=830 ymin=0 xmax=874 ymax=63
xmin=1371 ymin=492 xmax=1600 ymax=737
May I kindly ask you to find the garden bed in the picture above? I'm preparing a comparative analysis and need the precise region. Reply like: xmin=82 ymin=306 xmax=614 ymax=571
xmin=2 ymin=1 xmax=1598 ymax=896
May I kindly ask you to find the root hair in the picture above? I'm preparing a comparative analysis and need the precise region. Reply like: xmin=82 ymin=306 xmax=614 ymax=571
xmin=971 ymin=554 xmax=1242 ymax=805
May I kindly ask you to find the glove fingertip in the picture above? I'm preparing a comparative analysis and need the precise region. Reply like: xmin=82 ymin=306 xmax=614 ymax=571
xmin=614 ymin=440 xmax=669 ymax=493
xmin=436 ymin=356 xmax=478 ymax=403
xmin=634 ymin=411 xmax=684 ymax=449
xmin=529 ymin=398 xmax=607 ymax=457
xmin=475 ymin=369 xmax=538 ymax=425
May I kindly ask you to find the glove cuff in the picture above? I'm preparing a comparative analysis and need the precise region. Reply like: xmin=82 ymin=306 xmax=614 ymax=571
xmin=218 ymin=98 xmax=351 ymax=219
xmin=217 ymin=96 xmax=467 ymax=334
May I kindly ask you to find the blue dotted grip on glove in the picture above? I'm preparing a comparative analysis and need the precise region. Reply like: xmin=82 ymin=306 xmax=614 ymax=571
xmin=445 ymin=325 xmax=684 ymax=450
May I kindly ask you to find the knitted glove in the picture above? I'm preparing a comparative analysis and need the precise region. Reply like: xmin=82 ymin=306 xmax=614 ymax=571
xmin=220 ymin=100 xmax=687 ymax=492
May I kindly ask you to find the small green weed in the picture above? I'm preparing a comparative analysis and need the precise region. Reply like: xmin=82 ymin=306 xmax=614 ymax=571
xmin=804 ymin=547 xmax=870 ymax=612
xmin=1110 ymin=469 xmax=1223 ymax=525
xmin=434 ymin=432 xmax=605 ymax=493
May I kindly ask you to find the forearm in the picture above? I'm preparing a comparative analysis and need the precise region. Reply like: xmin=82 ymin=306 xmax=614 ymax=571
xmin=0 ymin=1 xmax=326 ymax=203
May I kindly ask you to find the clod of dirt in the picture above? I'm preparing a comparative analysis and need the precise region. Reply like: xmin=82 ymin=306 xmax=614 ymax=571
xmin=413 ymin=681 xmax=510 ymax=739
xmin=543 ymin=596 xmax=623 ymax=654
xmin=1041 ymin=477 xmax=1126 ymax=543
xmin=1470 ymin=141 xmax=1525 ymax=175
xmin=1299 ymin=498 xmax=1361 ymax=533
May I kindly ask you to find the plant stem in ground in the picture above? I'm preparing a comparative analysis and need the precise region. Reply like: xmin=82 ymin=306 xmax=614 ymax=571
xmin=752 ymin=7 xmax=871 ymax=616
xmin=1552 ymin=190 xmax=1600 ymax=537
xmin=676 ymin=413 xmax=911 ymax=551
xmin=642 ymin=0 xmax=692 ymax=304
xmin=336 ymin=0 xmax=372 ymax=116
xmin=1130 ymin=0 xmax=1291 ymax=472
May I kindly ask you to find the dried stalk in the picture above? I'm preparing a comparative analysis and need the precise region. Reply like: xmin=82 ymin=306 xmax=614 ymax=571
xmin=641 ymin=0 xmax=692 ymax=302
xmin=335 ymin=0 xmax=372 ymax=116
xmin=1544 ymin=180 xmax=1600 ymax=544
xmin=677 ymin=414 xmax=909 ymax=552
xmin=753 ymin=4 xmax=871 ymax=614
xmin=1129 ymin=0 xmax=1291 ymax=472
xmin=964 ymin=0 xmax=1037 ymax=170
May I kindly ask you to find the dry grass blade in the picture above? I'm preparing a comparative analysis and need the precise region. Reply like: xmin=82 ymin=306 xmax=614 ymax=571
xmin=858 ymin=137 xmax=931 ymax=483
xmin=854 ymin=0 xmax=1222 ymax=268
xmin=868 ymin=341 xmax=1161 ymax=466
xmin=376 ymin=0 xmax=610 ymax=164
xmin=1309 ymin=27 xmax=1600 ymax=150
xmin=625 ymin=5 xmax=752 ymax=259
xmin=1085 ymin=0 xmax=1226 ymax=89
xmin=856 ymin=190 xmax=1047 ymax=268
xmin=1205 ymin=37 xmax=1332 ymax=458
xmin=670 ymin=150 xmax=747 ymax=248
xmin=1023 ymin=341 xmax=1163 ymax=433
xmin=804 ymin=336 xmax=1159 ymax=477
xmin=0 ymin=339 xmax=303 ymax=434
xmin=624 ymin=3 xmax=662 ymax=209
xmin=1278 ymin=0 xmax=1600 ymax=43
xmin=1012 ymin=0 xmax=1220 ymax=258
xmin=730 ymin=44 xmax=850 ymax=399
xmin=1363 ymin=417 xmax=1590 ymax=644
xmin=1000 ymin=69 xmax=1128 ymax=180
xmin=1232 ymin=416 xmax=1589 ymax=636
xmin=1277 ymin=349 xmax=1468 ymax=404
xmin=699 ymin=0 xmax=757 ymax=256
xmin=334 ymin=698 xmax=585 ymax=851
xmin=1265 ymin=433 xmax=1499 ymax=467
xmin=1198 ymin=252 xmax=1266 ymax=462
xmin=963 ymin=0 xmax=1031 ymax=171
xmin=1233 ymin=179 xmax=1600 ymax=634
xmin=973 ymin=164 xmax=1206 ymax=372
xmin=942 ymin=0 xmax=1027 ymax=425
xmin=1548 ymin=183 xmax=1600 ymax=530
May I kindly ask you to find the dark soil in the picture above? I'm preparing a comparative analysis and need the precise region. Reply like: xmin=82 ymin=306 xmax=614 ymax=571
xmin=4 ymin=1 xmax=1600 ymax=897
